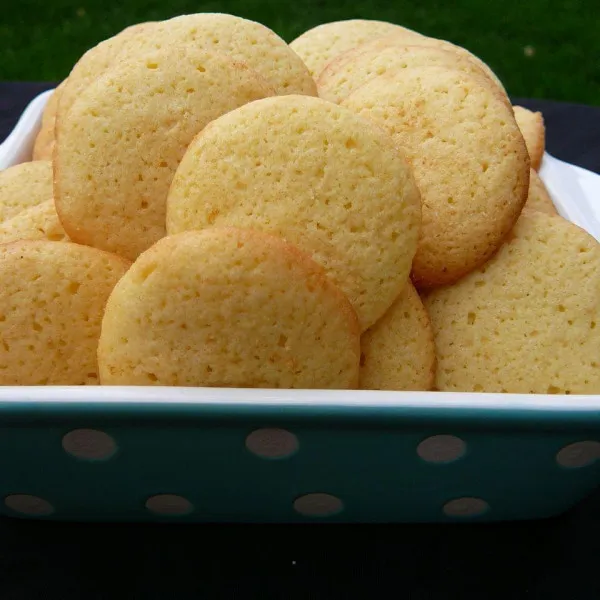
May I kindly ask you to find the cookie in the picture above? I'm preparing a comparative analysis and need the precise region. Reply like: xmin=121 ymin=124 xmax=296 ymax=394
xmin=318 ymin=43 xmax=498 ymax=105
xmin=347 ymin=33 xmax=508 ymax=101
xmin=525 ymin=169 xmax=556 ymax=215
xmin=360 ymin=281 xmax=436 ymax=391
xmin=0 ymin=200 xmax=68 ymax=244
xmin=423 ymin=211 xmax=600 ymax=394
xmin=0 ymin=240 xmax=130 ymax=385
xmin=57 ymin=22 xmax=157 ymax=124
xmin=54 ymin=46 xmax=273 ymax=260
xmin=32 ymin=81 xmax=65 ymax=161
xmin=132 ymin=14 xmax=317 ymax=96
xmin=58 ymin=14 xmax=314 ymax=119
xmin=98 ymin=228 xmax=361 ymax=389
xmin=513 ymin=106 xmax=545 ymax=170
xmin=290 ymin=19 xmax=424 ymax=78
xmin=0 ymin=161 xmax=53 ymax=223
xmin=166 ymin=94 xmax=422 ymax=331
xmin=342 ymin=67 xmax=529 ymax=288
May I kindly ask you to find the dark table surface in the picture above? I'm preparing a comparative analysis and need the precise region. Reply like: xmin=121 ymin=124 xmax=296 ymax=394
xmin=1 ymin=83 xmax=600 ymax=599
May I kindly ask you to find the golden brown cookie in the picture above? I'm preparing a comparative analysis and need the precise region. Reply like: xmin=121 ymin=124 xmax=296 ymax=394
xmin=166 ymin=94 xmax=422 ymax=331
xmin=98 ymin=228 xmax=361 ymax=389
xmin=513 ymin=105 xmax=545 ymax=171
xmin=0 ymin=240 xmax=130 ymax=385
xmin=54 ymin=46 xmax=273 ymax=260
xmin=32 ymin=81 xmax=65 ymax=162
xmin=0 ymin=161 xmax=53 ymax=223
xmin=342 ymin=67 xmax=529 ymax=288
xmin=424 ymin=211 xmax=600 ymax=394
xmin=290 ymin=19 xmax=425 ymax=78
xmin=525 ymin=169 xmax=556 ymax=215
xmin=0 ymin=200 xmax=68 ymax=244
xmin=360 ymin=281 xmax=436 ymax=391
xmin=57 ymin=22 xmax=158 ymax=122
xmin=58 ymin=14 xmax=314 ymax=120
xmin=318 ymin=43 xmax=498 ymax=105
xmin=346 ymin=33 xmax=508 ymax=101
xmin=134 ymin=14 xmax=317 ymax=96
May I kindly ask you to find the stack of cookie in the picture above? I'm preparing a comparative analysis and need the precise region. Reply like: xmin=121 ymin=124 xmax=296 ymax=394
xmin=1 ymin=14 xmax=599 ymax=395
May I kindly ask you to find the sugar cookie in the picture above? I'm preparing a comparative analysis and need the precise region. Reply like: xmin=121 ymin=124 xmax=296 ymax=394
xmin=133 ymin=14 xmax=316 ymax=96
xmin=98 ymin=228 xmax=361 ymax=389
xmin=351 ymin=33 xmax=508 ymax=100
xmin=513 ymin=105 xmax=545 ymax=171
xmin=59 ymin=14 xmax=314 ymax=118
xmin=360 ymin=281 xmax=435 ymax=391
xmin=319 ymin=44 xmax=497 ymax=105
xmin=32 ymin=81 xmax=65 ymax=162
xmin=0 ymin=240 xmax=130 ymax=385
xmin=525 ymin=169 xmax=556 ymax=215
xmin=424 ymin=211 xmax=600 ymax=394
xmin=290 ymin=19 xmax=424 ymax=78
xmin=54 ymin=46 xmax=273 ymax=260
xmin=0 ymin=161 xmax=53 ymax=223
xmin=57 ymin=22 xmax=158 ymax=122
xmin=342 ymin=67 xmax=529 ymax=288
xmin=0 ymin=201 xmax=68 ymax=244
xmin=166 ymin=94 xmax=422 ymax=331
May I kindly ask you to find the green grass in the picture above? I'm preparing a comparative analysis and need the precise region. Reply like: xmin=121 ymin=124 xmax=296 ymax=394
xmin=2 ymin=0 xmax=599 ymax=104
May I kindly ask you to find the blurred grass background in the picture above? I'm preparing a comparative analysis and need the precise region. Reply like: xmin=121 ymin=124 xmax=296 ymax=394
xmin=2 ymin=0 xmax=599 ymax=104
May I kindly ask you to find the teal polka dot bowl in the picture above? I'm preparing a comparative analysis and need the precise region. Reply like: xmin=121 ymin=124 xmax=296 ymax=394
xmin=0 ymin=388 xmax=599 ymax=523
xmin=2 ymin=91 xmax=600 ymax=525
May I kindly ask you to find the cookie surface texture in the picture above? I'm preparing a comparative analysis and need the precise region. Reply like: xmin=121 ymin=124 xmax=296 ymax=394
xmin=352 ymin=33 xmax=508 ymax=100
xmin=424 ymin=211 xmax=600 ymax=394
xmin=290 ymin=19 xmax=424 ymax=78
xmin=136 ymin=14 xmax=316 ymax=96
xmin=98 ymin=228 xmax=361 ymax=389
xmin=0 ymin=241 xmax=130 ymax=385
xmin=54 ymin=46 xmax=273 ymax=260
xmin=57 ymin=22 xmax=157 ymax=122
xmin=513 ymin=105 xmax=545 ymax=170
xmin=360 ymin=281 xmax=435 ymax=391
xmin=0 ymin=200 xmax=68 ymax=244
xmin=342 ymin=67 xmax=529 ymax=288
xmin=166 ymin=94 xmax=422 ymax=331
xmin=525 ymin=169 xmax=556 ymax=215
xmin=32 ymin=81 xmax=65 ymax=161
xmin=0 ymin=161 xmax=53 ymax=223
xmin=318 ymin=43 xmax=498 ymax=105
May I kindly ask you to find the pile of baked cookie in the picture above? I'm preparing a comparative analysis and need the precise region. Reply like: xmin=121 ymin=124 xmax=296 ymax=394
xmin=1 ymin=14 xmax=598 ymax=394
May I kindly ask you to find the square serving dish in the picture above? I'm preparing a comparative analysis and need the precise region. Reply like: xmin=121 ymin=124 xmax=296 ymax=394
xmin=0 ymin=90 xmax=600 ymax=524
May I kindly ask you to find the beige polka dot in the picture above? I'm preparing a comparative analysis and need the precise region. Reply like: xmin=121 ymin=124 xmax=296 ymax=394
xmin=417 ymin=435 xmax=466 ymax=463
xmin=5 ymin=494 xmax=54 ymax=516
xmin=556 ymin=441 xmax=600 ymax=468
xmin=62 ymin=429 xmax=117 ymax=460
xmin=145 ymin=494 xmax=193 ymax=516
xmin=293 ymin=493 xmax=344 ymax=517
xmin=443 ymin=497 xmax=489 ymax=517
xmin=246 ymin=428 xmax=298 ymax=459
